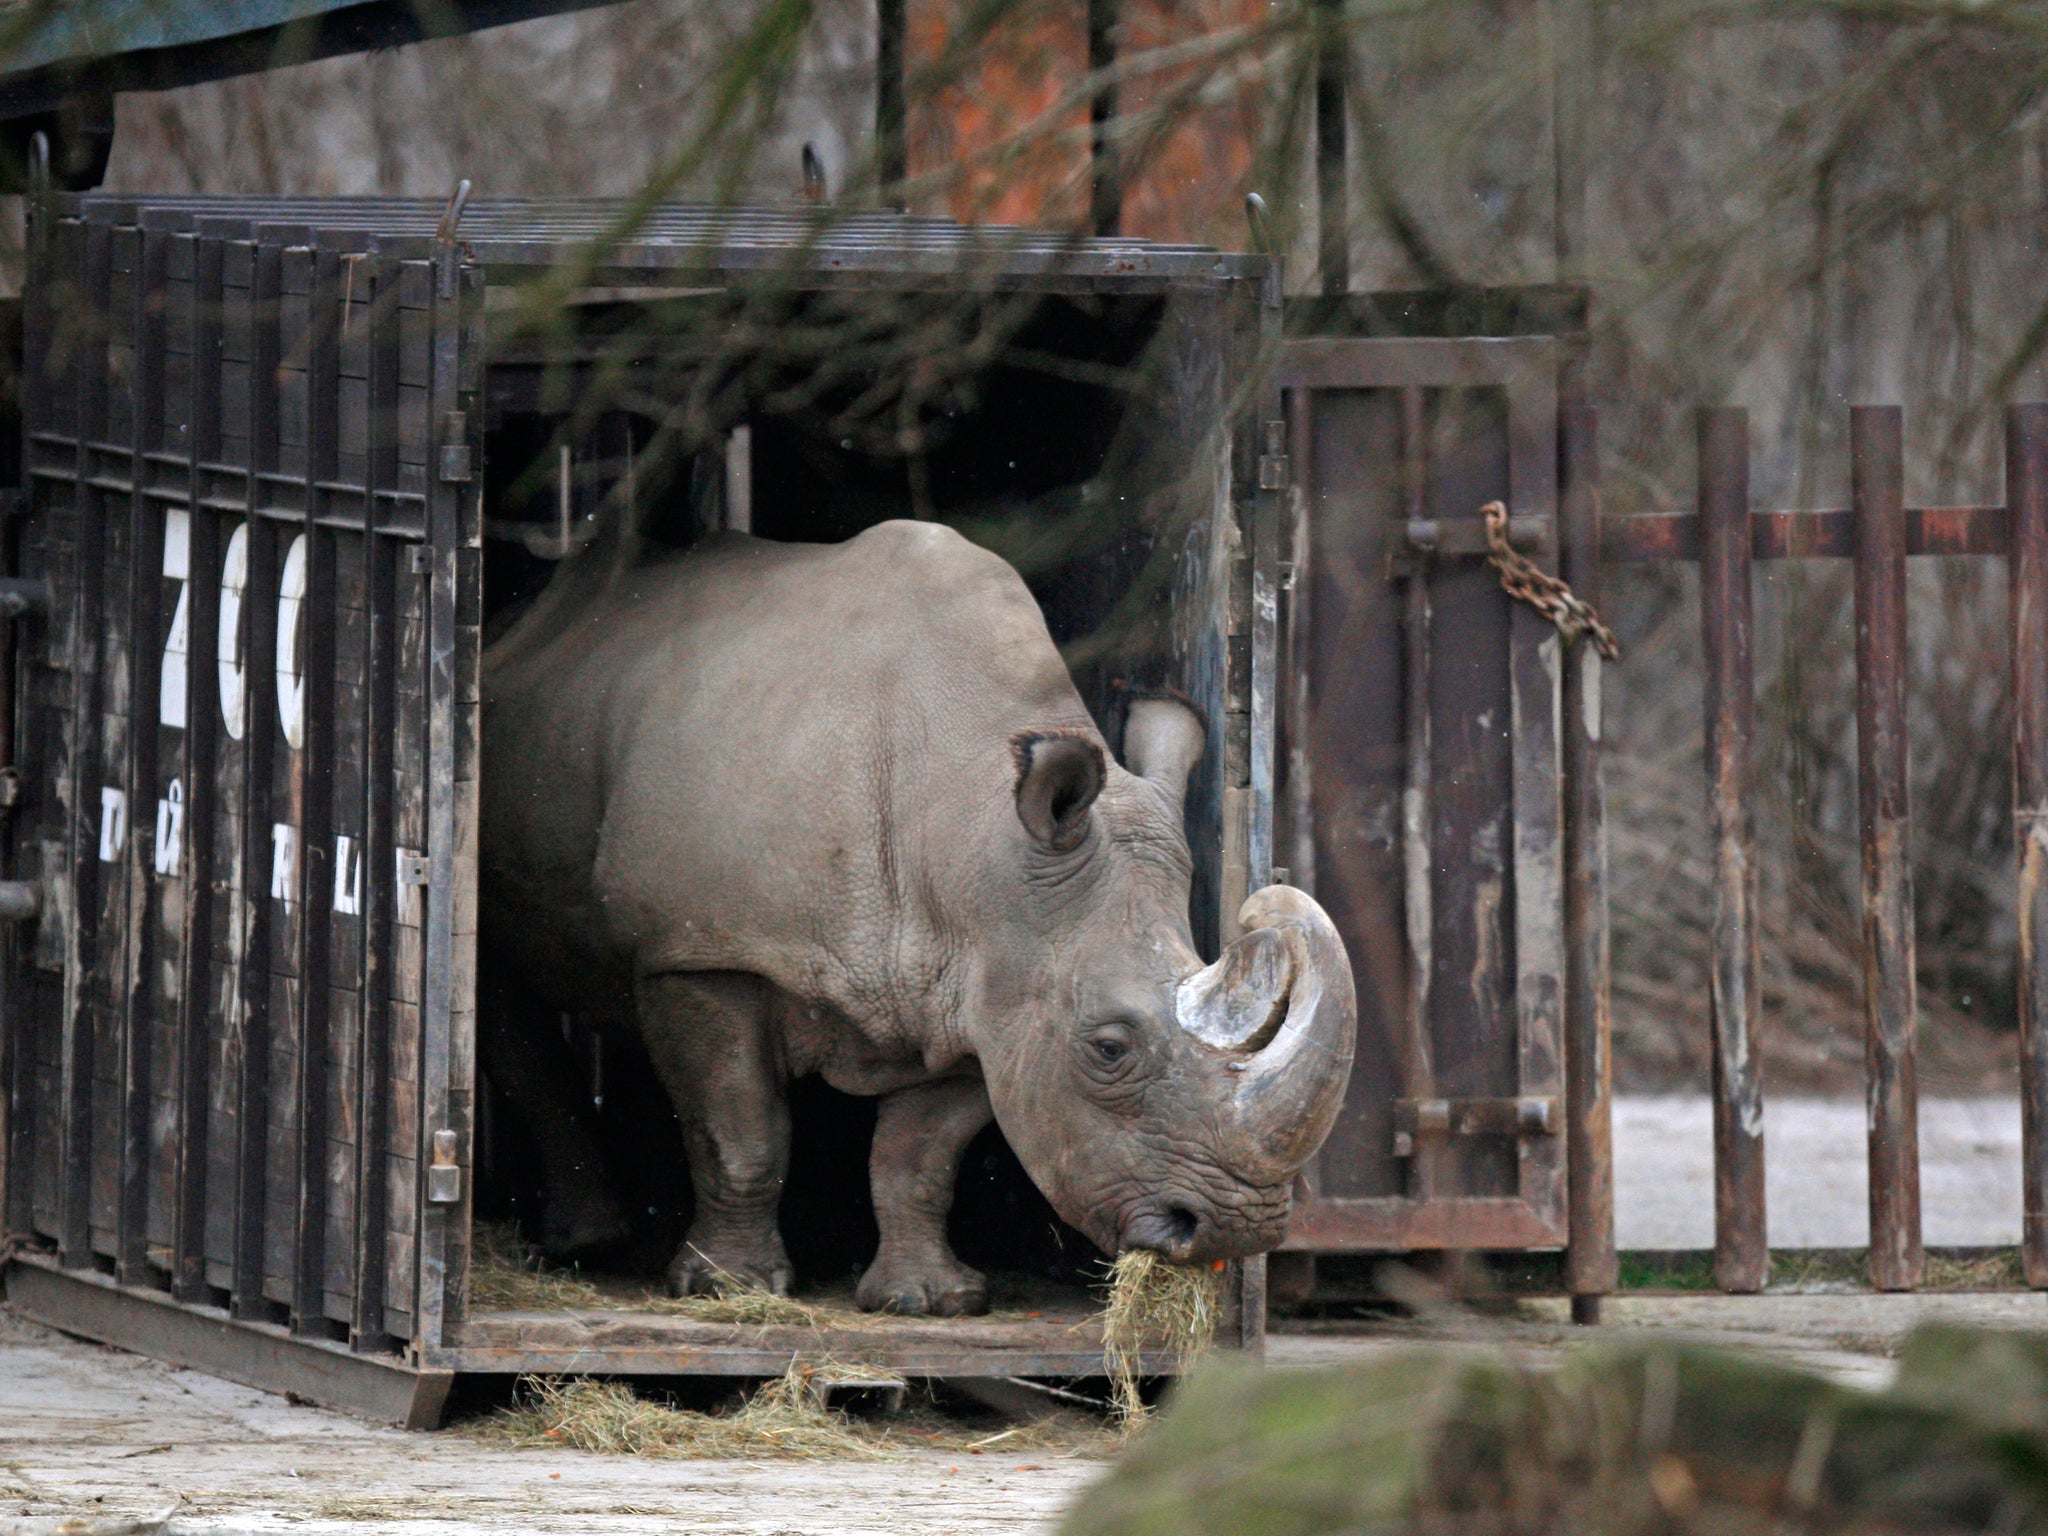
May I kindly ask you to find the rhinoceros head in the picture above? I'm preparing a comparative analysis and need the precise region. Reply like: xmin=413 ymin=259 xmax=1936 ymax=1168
xmin=969 ymin=696 xmax=1357 ymax=1264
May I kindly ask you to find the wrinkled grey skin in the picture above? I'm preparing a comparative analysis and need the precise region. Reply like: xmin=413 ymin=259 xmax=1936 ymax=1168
xmin=479 ymin=520 xmax=1355 ymax=1314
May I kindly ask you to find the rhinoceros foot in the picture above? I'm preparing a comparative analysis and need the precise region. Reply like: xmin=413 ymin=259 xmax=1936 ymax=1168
xmin=667 ymin=1234 xmax=796 ymax=1299
xmin=855 ymin=1244 xmax=990 ymax=1317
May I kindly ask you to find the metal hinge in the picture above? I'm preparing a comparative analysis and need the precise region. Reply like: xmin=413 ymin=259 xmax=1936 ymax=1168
xmin=426 ymin=1128 xmax=462 ymax=1204
xmin=396 ymin=851 xmax=430 ymax=886
xmin=438 ymin=413 xmax=472 ymax=482
xmin=1257 ymin=419 xmax=1289 ymax=491
xmin=1391 ymin=1095 xmax=1558 ymax=1157
xmin=407 ymin=545 xmax=434 ymax=576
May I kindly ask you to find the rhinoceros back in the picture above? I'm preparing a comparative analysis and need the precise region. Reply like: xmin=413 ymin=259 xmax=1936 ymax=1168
xmin=479 ymin=520 xmax=1095 ymax=1028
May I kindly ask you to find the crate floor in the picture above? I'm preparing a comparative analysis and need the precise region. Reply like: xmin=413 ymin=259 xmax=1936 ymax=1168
xmin=442 ymin=1296 xmax=1133 ymax=1378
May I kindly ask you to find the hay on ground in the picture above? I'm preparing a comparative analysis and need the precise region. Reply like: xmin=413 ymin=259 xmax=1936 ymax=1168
xmin=477 ymin=1363 xmax=1113 ymax=1461
xmin=1098 ymin=1251 xmax=1220 ymax=1428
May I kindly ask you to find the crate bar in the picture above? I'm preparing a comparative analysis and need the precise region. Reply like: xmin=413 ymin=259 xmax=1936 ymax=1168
xmin=1697 ymin=407 xmax=1766 ymax=1293
xmin=171 ymin=235 xmax=225 ymax=1303
xmin=230 ymin=245 xmax=283 ymax=1319
xmin=1560 ymin=400 xmax=1615 ymax=1315
xmin=415 ymin=239 xmax=478 ymax=1351
xmin=289 ymin=249 xmax=343 ymax=1332
xmin=2 ymin=187 xmax=51 ymax=1244
xmin=1850 ymin=407 xmax=1923 ymax=1291
xmin=351 ymin=261 xmax=411 ymax=1349
xmin=1396 ymin=387 xmax=1438 ymax=1200
xmin=116 ymin=226 xmax=170 ymax=1284
xmin=57 ymin=216 xmax=113 ymax=1268
xmin=1606 ymin=505 xmax=2011 ymax=563
xmin=2012 ymin=404 xmax=2048 ymax=1286
xmin=1505 ymin=338 xmax=1567 ymax=1239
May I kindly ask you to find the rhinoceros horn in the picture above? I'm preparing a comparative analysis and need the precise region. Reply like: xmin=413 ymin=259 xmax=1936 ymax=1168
xmin=1173 ymin=885 xmax=1357 ymax=1184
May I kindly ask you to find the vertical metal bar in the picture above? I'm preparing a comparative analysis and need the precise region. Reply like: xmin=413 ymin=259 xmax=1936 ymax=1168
xmin=117 ymin=228 xmax=169 ymax=1284
xmin=1087 ymin=0 xmax=1122 ymax=238
xmin=291 ymin=250 xmax=342 ymax=1331
xmin=1551 ymin=0 xmax=1589 ymax=285
xmin=2009 ymin=403 xmax=2048 ymax=1287
xmin=172 ymin=234 xmax=223 ymax=1303
xmin=1560 ymin=398 xmax=1615 ymax=1318
xmin=1283 ymin=387 xmax=1316 ymax=896
xmin=875 ymin=0 xmax=907 ymax=207
xmin=1852 ymin=405 xmax=1922 ymax=1292
xmin=1697 ymin=406 xmax=1767 ymax=1293
xmin=1314 ymin=0 xmax=1349 ymax=298
xmin=723 ymin=425 xmax=752 ymax=535
xmin=1398 ymin=386 xmax=1437 ymax=1196
xmin=231 ymin=245 xmax=281 ymax=1319
xmin=58 ymin=217 xmax=112 ymax=1270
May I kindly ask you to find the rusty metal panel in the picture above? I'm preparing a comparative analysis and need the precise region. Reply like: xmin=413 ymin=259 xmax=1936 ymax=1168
xmin=1851 ymin=407 xmax=1923 ymax=1292
xmin=1275 ymin=336 xmax=1567 ymax=1252
xmin=1697 ymin=407 xmax=1767 ymax=1294
xmin=2010 ymin=405 xmax=2048 ymax=1287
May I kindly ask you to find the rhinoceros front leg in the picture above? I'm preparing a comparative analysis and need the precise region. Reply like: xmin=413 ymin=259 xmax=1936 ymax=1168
xmin=856 ymin=1077 xmax=994 ymax=1316
xmin=636 ymin=971 xmax=796 ymax=1298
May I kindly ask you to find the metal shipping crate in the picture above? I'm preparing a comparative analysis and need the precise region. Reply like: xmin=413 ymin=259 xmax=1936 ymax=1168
xmin=0 ymin=193 xmax=1280 ymax=1425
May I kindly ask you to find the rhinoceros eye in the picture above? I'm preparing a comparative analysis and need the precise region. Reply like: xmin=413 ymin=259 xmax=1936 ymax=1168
xmin=1088 ymin=1025 xmax=1134 ymax=1066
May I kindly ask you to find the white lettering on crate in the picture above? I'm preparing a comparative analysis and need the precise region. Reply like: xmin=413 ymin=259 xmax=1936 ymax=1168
xmin=98 ymin=787 xmax=127 ymax=862
xmin=277 ymin=533 xmax=307 ymax=750
xmin=219 ymin=523 xmax=248 ymax=740
xmin=333 ymin=833 xmax=361 ymax=916
xmin=159 ymin=509 xmax=189 ymax=730
xmin=270 ymin=822 xmax=297 ymax=905
xmin=154 ymin=780 xmax=183 ymax=877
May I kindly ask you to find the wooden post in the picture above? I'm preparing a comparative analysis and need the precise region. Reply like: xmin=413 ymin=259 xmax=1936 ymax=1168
xmin=1852 ymin=406 xmax=1922 ymax=1291
xmin=1561 ymin=400 xmax=1615 ymax=1319
xmin=2010 ymin=404 xmax=2048 ymax=1287
xmin=1697 ymin=407 xmax=1767 ymax=1293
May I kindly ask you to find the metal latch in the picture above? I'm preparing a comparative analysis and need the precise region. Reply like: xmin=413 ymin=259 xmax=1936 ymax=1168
xmin=438 ymin=413 xmax=472 ymax=483
xmin=407 ymin=545 xmax=434 ymax=576
xmin=426 ymin=1128 xmax=462 ymax=1204
xmin=0 ymin=880 xmax=39 ymax=922
xmin=396 ymin=851 xmax=430 ymax=886
xmin=0 ymin=578 xmax=52 ymax=619
xmin=1257 ymin=419 xmax=1289 ymax=491
xmin=1391 ymin=1095 xmax=1558 ymax=1157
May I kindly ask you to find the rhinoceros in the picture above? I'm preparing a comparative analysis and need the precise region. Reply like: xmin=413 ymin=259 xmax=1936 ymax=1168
xmin=478 ymin=519 xmax=1355 ymax=1315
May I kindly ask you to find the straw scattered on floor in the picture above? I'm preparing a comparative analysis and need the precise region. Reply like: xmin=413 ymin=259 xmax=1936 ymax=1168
xmin=486 ymin=1361 xmax=890 ymax=1460
xmin=476 ymin=1363 xmax=1114 ymax=1461
xmin=1098 ymin=1251 xmax=1220 ymax=1428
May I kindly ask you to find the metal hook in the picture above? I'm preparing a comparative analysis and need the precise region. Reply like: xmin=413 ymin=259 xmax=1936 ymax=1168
xmin=1244 ymin=192 xmax=1272 ymax=256
xmin=436 ymin=177 xmax=472 ymax=243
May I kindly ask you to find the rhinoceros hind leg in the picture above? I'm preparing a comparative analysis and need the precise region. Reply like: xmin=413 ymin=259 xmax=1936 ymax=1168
xmin=856 ymin=1077 xmax=994 ymax=1316
xmin=637 ymin=971 xmax=796 ymax=1299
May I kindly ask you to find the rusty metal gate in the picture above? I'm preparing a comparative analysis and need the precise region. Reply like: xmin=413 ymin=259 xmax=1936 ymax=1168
xmin=0 ymin=191 xmax=1278 ymax=1422
xmin=1273 ymin=335 xmax=1577 ymax=1259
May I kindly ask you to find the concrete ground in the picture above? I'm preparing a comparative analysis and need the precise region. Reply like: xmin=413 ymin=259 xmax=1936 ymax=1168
xmin=16 ymin=1289 xmax=2048 ymax=1535
xmin=4 ymin=1094 xmax=2038 ymax=1536
xmin=1615 ymin=1095 xmax=2022 ymax=1248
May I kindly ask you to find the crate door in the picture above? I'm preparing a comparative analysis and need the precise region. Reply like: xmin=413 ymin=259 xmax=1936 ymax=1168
xmin=2 ymin=208 xmax=481 ymax=1356
xmin=1276 ymin=337 xmax=1566 ymax=1252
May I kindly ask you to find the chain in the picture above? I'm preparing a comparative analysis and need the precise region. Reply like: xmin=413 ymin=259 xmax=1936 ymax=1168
xmin=1480 ymin=500 xmax=1620 ymax=661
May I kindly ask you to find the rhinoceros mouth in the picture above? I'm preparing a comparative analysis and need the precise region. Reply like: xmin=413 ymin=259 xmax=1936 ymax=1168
xmin=1119 ymin=1201 xmax=1201 ymax=1260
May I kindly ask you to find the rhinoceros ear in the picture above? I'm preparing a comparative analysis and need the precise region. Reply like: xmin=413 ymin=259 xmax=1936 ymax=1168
xmin=1123 ymin=694 xmax=1206 ymax=809
xmin=1012 ymin=730 xmax=1106 ymax=852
